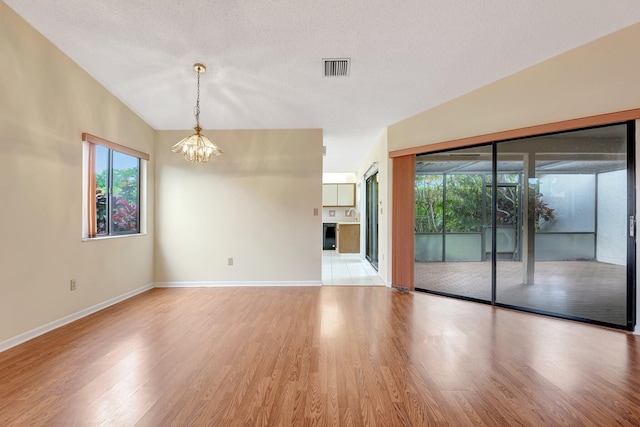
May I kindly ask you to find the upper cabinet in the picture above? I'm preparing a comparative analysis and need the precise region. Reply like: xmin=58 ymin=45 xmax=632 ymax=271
xmin=337 ymin=184 xmax=355 ymax=206
xmin=322 ymin=184 xmax=338 ymax=206
xmin=323 ymin=183 xmax=355 ymax=207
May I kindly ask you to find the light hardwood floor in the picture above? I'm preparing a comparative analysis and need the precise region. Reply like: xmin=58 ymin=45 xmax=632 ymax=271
xmin=1 ymin=287 xmax=640 ymax=426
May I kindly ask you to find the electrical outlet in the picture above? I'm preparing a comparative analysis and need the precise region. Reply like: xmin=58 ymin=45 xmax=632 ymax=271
xmin=228 ymin=257 xmax=233 ymax=266
xmin=70 ymin=279 xmax=76 ymax=291
xmin=313 ymin=208 xmax=319 ymax=216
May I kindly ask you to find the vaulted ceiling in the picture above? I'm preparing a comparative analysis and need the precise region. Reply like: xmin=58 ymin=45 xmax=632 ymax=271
xmin=5 ymin=1 xmax=640 ymax=172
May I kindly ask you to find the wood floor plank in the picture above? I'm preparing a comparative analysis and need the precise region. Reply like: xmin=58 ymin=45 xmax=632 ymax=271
xmin=1 ymin=287 xmax=640 ymax=426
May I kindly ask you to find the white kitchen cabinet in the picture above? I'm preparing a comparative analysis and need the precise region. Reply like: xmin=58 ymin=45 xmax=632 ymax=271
xmin=322 ymin=183 xmax=355 ymax=207
xmin=322 ymin=184 xmax=338 ymax=206
xmin=337 ymin=184 xmax=355 ymax=206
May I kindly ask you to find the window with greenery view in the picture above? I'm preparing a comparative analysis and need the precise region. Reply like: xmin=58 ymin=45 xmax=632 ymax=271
xmin=95 ymin=146 xmax=140 ymax=236
xmin=83 ymin=133 xmax=148 ymax=239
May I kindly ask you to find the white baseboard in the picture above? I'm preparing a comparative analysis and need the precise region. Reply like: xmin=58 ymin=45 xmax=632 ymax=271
xmin=0 ymin=284 xmax=153 ymax=353
xmin=155 ymin=281 xmax=322 ymax=288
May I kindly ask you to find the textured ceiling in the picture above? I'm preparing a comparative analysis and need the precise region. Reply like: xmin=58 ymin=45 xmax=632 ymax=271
xmin=4 ymin=1 xmax=640 ymax=172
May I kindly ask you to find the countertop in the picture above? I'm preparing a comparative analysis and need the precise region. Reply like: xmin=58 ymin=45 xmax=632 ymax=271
xmin=323 ymin=221 xmax=360 ymax=225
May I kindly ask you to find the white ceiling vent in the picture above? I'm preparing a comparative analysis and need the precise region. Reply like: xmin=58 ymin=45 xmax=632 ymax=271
xmin=323 ymin=58 xmax=350 ymax=77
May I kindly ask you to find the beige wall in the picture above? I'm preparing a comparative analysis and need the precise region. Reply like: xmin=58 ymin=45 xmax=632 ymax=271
xmin=154 ymin=129 xmax=322 ymax=284
xmin=0 ymin=3 xmax=156 ymax=344
xmin=388 ymin=22 xmax=640 ymax=152
xmin=356 ymin=131 xmax=390 ymax=285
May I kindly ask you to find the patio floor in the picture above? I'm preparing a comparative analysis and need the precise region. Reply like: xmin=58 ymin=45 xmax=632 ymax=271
xmin=415 ymin=260 xmax=627 ymax=326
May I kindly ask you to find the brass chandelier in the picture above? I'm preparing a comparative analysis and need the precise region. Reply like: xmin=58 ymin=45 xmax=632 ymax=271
xmin=171 ymin=63 xmax=223 ymax=162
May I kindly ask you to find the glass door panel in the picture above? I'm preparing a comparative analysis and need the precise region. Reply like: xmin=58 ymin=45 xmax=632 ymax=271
xmin=414 ymin=145 xmax=493 ymax=301
xmin=495 ymin=124 xmax=630 ymax=327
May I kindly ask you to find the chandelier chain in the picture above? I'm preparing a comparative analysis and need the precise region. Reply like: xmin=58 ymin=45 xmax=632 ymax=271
xmin=194 ymin=68 xmax=201 ymax=128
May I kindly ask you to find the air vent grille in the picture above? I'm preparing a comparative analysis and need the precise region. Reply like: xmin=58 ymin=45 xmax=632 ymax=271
xmin=323 ymin=58 xmax=350 ymax=77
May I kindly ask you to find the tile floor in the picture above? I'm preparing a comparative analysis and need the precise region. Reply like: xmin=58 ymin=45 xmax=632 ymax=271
xmin=322 ymin=250 xmax=386 ymax=286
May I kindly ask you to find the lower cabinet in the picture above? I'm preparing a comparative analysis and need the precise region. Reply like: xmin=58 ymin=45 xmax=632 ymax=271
xmin=337 ymin=224 xmax=360 ymax=253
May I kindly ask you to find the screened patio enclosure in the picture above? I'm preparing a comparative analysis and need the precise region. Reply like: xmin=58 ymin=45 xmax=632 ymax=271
xmin=414 ymin=123 xmax=635 ymax=329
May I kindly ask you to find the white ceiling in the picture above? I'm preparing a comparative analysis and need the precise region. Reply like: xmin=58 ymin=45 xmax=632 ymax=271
xmin=4 ymin=1 xmax=640 ymax=172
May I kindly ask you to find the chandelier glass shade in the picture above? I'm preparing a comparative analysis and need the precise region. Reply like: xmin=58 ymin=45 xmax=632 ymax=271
xmin=171 ymin=63 xmax=223 ymax=162
xmin=172 ymin=126 xmax=222 ymax=162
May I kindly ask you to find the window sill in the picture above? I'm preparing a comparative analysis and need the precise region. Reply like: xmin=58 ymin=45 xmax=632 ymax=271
xmin=82 ymin=233 xmax=147 ymax=242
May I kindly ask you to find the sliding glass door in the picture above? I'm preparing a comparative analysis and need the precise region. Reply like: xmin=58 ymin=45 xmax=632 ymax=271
xmin=414 ymin=122 xmax=635 ymax=329
xmin=366 ymin=172 xmax=379 ymax=269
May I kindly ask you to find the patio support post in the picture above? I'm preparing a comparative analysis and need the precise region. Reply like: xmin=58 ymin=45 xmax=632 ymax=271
xmin=522 ymin=153 xmax=536 ymax=284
